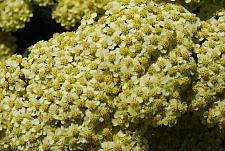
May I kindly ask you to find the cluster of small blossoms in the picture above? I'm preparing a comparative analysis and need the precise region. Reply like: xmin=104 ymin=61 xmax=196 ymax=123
xmin=100 ymin=130 xmax=149 ymax=151
xmin=0 ymin=0 xmax=204 ymax=150
xmin=0 ymin=0 xmax=225 ymax=150
xmin=0 ymin=0 xmax=33 ymax=32
xmin=100 ymin=0 xmax=199 ymax=127
xmin=191 ymin=10 xmax=225 ymax=128
xmin=0 ymin=32 xmax=17 ymax=62
xmin=118 ymin=47 xmax=196 ymax=127
xmin=52 ymin=0 xmax=111 ymax=30
xmin=0 ymin=30 xmax=148 ymax=150
xmin=148 ymin=113 xmax=225 ymax=151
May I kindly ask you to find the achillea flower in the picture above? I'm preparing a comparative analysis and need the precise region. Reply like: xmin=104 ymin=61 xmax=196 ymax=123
xmin=0 ymin=0 xmax=224 ymax=150
xmin=52 ymin=0 xmax=111 ymax=30
xmin=191 ymin=10 xmax=225 ymax=128
xmin=0 ymin=0 xmax=33 ymax=32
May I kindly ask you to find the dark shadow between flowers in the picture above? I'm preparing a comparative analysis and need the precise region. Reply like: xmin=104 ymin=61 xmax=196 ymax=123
xmin=12 ymin=6 xmax=67 ymax=56
xmin=146 ymin=112 xmax=225 ymax=151
xmin=185 ymin=0 xmax=225 ymax=20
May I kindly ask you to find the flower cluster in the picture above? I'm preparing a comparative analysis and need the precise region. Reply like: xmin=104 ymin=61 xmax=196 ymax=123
xmin=0 ymin=0 xmax=111 ymax=63
xmin=0 ymin=0 xmax=202 ymax=149
xmin=0 ymin=32 xmax=149 ymax=150
xmin=0 ymin=0 xmax=111 ymax=32
xmin=0 ymin=0 xmax=33 ymax=32
xmin=0 ymin=32 xmax=17 ymax=62
xmin=52 ymin=0 xmax=111 ymax=30
xmin=76 ymin=0 xmax=201 ymax=127
xmin=0 ymin=0 xmax=224 ymax=150
xmin=191 ymin=10 xmax=225 ymax=128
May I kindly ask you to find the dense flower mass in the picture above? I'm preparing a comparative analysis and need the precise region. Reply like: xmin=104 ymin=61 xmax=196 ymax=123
xmin=52 ymin=0 xmax=111 ymax=30
xmin=0 ymin=0 xmax=110 ymax=32
xmin=0 ymin=0 xmax=33 ymax=32
xmin=0 ymin=0 xmax=224 ymax=150
xmin=191 ymin=10 xmax=225 ymax=128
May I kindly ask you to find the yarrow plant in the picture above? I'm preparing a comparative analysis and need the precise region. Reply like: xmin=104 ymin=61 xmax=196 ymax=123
xmin=0 ymin=0 xmax=110 ymax=32
xmin=0 ymin=0 xmax=33 ymax=32
xmin=0 ymin=0 xmax=111 ymax=60
xmin=0 ymin=0 xmax=224 ymax=150
xmin=52 ymin=0 xmax=111 ymax=30
xmin=191 ymin=10 xmax=225 ymax=128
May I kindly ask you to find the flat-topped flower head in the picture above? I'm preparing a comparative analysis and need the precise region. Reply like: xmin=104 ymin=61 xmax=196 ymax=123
xmin=0 ymin=0 xmax=33 ymax=32
xmin=0 ymin=0 xmax=224 ymax=150
xmin=52 ymin=0 xmax=111 ymax=30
